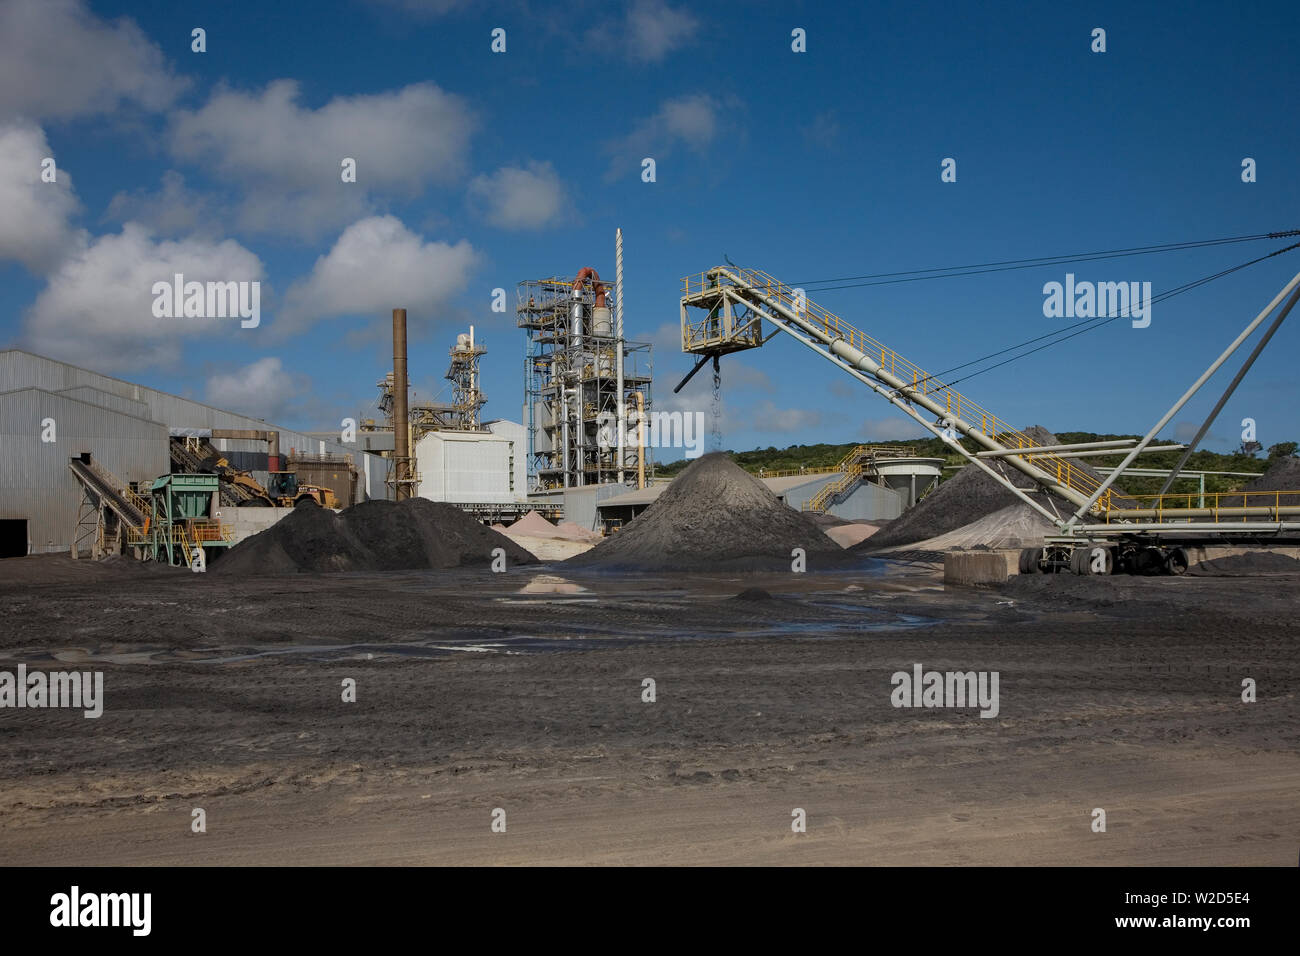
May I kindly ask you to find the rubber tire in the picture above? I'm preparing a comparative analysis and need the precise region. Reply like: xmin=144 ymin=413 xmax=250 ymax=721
xmin=1019 ymin=547 xmax=1043 ymax=575
xmin=1164 ymin=547 xmax=1189 ymax=576
xmin=1137 ymin=546 xmax=1165 ymax=576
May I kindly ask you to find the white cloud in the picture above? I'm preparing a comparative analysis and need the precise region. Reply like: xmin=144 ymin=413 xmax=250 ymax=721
xmin=625 ymin=0 xmax=698 ymax=62
xmin=862 ymin=417 xmax=931 ymax=441
xmin=603 ymin=93 xmax=722 ymax=180
xmin=648 ymin=320 xmax=684 ymax=355
xmin=205 ymin=357 xmax=306 ymax=422
xmin=169 ymin=80 xmax=476 ymax=239
xmin=364 ymin=0 xmax=469 ymax=16
xmin=279 ymin=215 xmax=478 ymax=336
xmin=104 ymin=171 xmax=214 ymax=237
xmin=468 ymin=161 xmax=566 ymax=230
xmin=22 ymin=223 xmax=265 ymax=371
xmin=586 ymin=1 xmax=698 ymax=63
xmin=750 ymin=400 xmax=822 ymax=433
xmin=0 ymin=121 xmax=85 ymax=272
xmin=0 ymin=0 xmax=186 ymax=122
xmin=1173 ymin=421 xmax=1223 ymax=445
xmin=802 ymin=111 xmax=841 ymax=150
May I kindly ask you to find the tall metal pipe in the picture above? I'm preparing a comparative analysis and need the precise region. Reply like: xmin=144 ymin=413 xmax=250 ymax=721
xmin=574 ymin=379 xmax=584 ymax=487
xmin=635 ymin=390 xmax=646 ymax=489
xmin=616 ymin=228 xmax=626 ymax=483
xmin=561 ymin=388 xmax=571 ymax=488
xmin=392 ymin=307 xmax=410 ymax=500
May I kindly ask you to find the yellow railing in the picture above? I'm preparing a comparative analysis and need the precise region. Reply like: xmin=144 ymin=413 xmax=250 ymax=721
xmin=123 ymin=520 xmax=233 ymax=553
xmin=189 ymin=520 xmax=233 ymax=543
xmin=685 ymin=267 xmax=1127 ymax=512
xmin=1098 ymin=490 xmax=1300 ymax=522
xmin=124 ymin=486 xmax=151 ymax=517
xmin=802 ymin=444 xmax=912 ymax=512
xmin=758 ymin=465 xmax=840 ymax=478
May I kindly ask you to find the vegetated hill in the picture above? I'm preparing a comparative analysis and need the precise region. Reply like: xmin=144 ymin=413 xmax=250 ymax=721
xmin=656 ymin=432 xmax=1285 ymax=496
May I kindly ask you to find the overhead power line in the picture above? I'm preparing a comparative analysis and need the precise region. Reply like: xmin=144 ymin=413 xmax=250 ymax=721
xmin=789 ymin=229 xmax=1300 ymax=292
xmin=919 ymin=241 xmax=1300 ymax=390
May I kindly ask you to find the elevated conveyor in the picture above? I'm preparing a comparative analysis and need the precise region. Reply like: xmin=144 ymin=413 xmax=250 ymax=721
xmin=681 ymin=266 xmax=1126 ymax=519
xmin=68 ymin=457 xmax=148 ymax=529
xmin=680 ymin=265 xmax=1300 ymax=573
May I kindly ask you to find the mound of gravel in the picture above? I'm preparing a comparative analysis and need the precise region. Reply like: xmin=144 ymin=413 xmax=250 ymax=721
xmin=1216 ymin=456 xmax=1300 ymax=508
xmin=214 ymin=498 xmax=537 ymax=574
xmin=857 ymin=426 xmax=1121 ymax=552
xmin=565 ymin=452 xmax=843 ymax=571
xmin=1190 ymin=551 xmax=1300 ymax=576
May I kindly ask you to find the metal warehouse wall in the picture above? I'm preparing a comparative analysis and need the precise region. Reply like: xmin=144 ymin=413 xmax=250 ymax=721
xmin=1 ymin=351 xmax=388 ymax=503
xmin=55 ymin=386 xmax=152 ymax=419
xmin=0 ymin=388 xmax=168 ymax=554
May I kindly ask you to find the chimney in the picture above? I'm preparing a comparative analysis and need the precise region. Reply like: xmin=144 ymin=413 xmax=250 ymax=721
xmin=392 ymin=307 xmax=410 ymax=500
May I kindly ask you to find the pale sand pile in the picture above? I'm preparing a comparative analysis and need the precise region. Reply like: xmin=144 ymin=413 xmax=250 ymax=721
xmin=824 ymin=523 xmax=880 ymax=549
xmin=897 ymin=502 xmax=1057 ymax=553
xmin=497 ymin=511 xmax=598 ymax=561
xmin=555 ymin=520 xmax=602 ymax=542
xmin=505 ymin=511 xmax=600 ymax=543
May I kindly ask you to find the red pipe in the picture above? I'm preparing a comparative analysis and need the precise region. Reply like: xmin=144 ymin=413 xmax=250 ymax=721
xmin=573 ymin=267 xmax=606 ymax=308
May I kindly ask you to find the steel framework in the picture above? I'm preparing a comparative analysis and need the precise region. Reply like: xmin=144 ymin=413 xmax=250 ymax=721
xmin=518 ymin=276 xmax=653 ymax=490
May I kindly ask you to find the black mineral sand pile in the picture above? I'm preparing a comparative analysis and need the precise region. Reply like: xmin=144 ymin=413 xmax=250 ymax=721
xmin=565 ymin=452 xmax=843 ymax=571
xmin=214 ymin=498 xmax=536 ymax=574
xmin=855 ymin=426 xmax=1122 ymax=552
xmin=1190 ymin=551 xmax=1300 ymax=576
xmin=1216 ymin=456 xmax=1300 ymax=508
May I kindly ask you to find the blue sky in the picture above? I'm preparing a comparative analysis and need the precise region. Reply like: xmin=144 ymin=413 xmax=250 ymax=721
xmin=3 ymin=0 xmax=1298 ymax=455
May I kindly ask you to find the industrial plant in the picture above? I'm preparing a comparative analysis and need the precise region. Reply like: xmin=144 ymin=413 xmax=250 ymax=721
xmin=1 ymin=227 xmax=960 ymax=564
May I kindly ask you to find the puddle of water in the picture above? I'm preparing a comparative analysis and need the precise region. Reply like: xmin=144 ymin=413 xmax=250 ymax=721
xmin=741 ymin=612 xmax=940 ymax=637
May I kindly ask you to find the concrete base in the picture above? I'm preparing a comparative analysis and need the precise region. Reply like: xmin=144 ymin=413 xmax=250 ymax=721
xmin=213 ymin=507 xmax=304 ymax=545
xmin=944 ymin=551 xmax=1009 ymax=587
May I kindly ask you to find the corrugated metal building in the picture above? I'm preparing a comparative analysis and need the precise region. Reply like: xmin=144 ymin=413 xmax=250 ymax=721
xmin=0 ymin=350 xmax=389 ymax=555
xmin=413 ymin=419 xmax=528 ymax=504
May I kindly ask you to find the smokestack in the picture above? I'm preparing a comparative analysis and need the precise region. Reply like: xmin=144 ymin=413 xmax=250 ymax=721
xmin=268 ymin=431 xmax=280 ymax=473
xmin=392 ymin=307 xmax=410 ymax=501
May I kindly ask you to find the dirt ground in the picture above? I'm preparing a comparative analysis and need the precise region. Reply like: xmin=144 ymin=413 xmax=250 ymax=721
xmin=1 ymin=553 xmax=1297 ymax=866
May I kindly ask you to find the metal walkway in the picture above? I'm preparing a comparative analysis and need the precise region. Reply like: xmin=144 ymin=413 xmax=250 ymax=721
xmin=802 ymin=444 xmax=919 ymax=513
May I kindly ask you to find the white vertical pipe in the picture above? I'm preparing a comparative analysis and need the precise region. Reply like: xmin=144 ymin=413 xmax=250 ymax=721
xmin=616 ymin=227 xmax=626 ymax=484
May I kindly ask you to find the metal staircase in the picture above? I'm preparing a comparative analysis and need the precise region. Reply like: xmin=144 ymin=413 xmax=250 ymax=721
xmin=802 ymin=444 xmax=919 ymax=513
